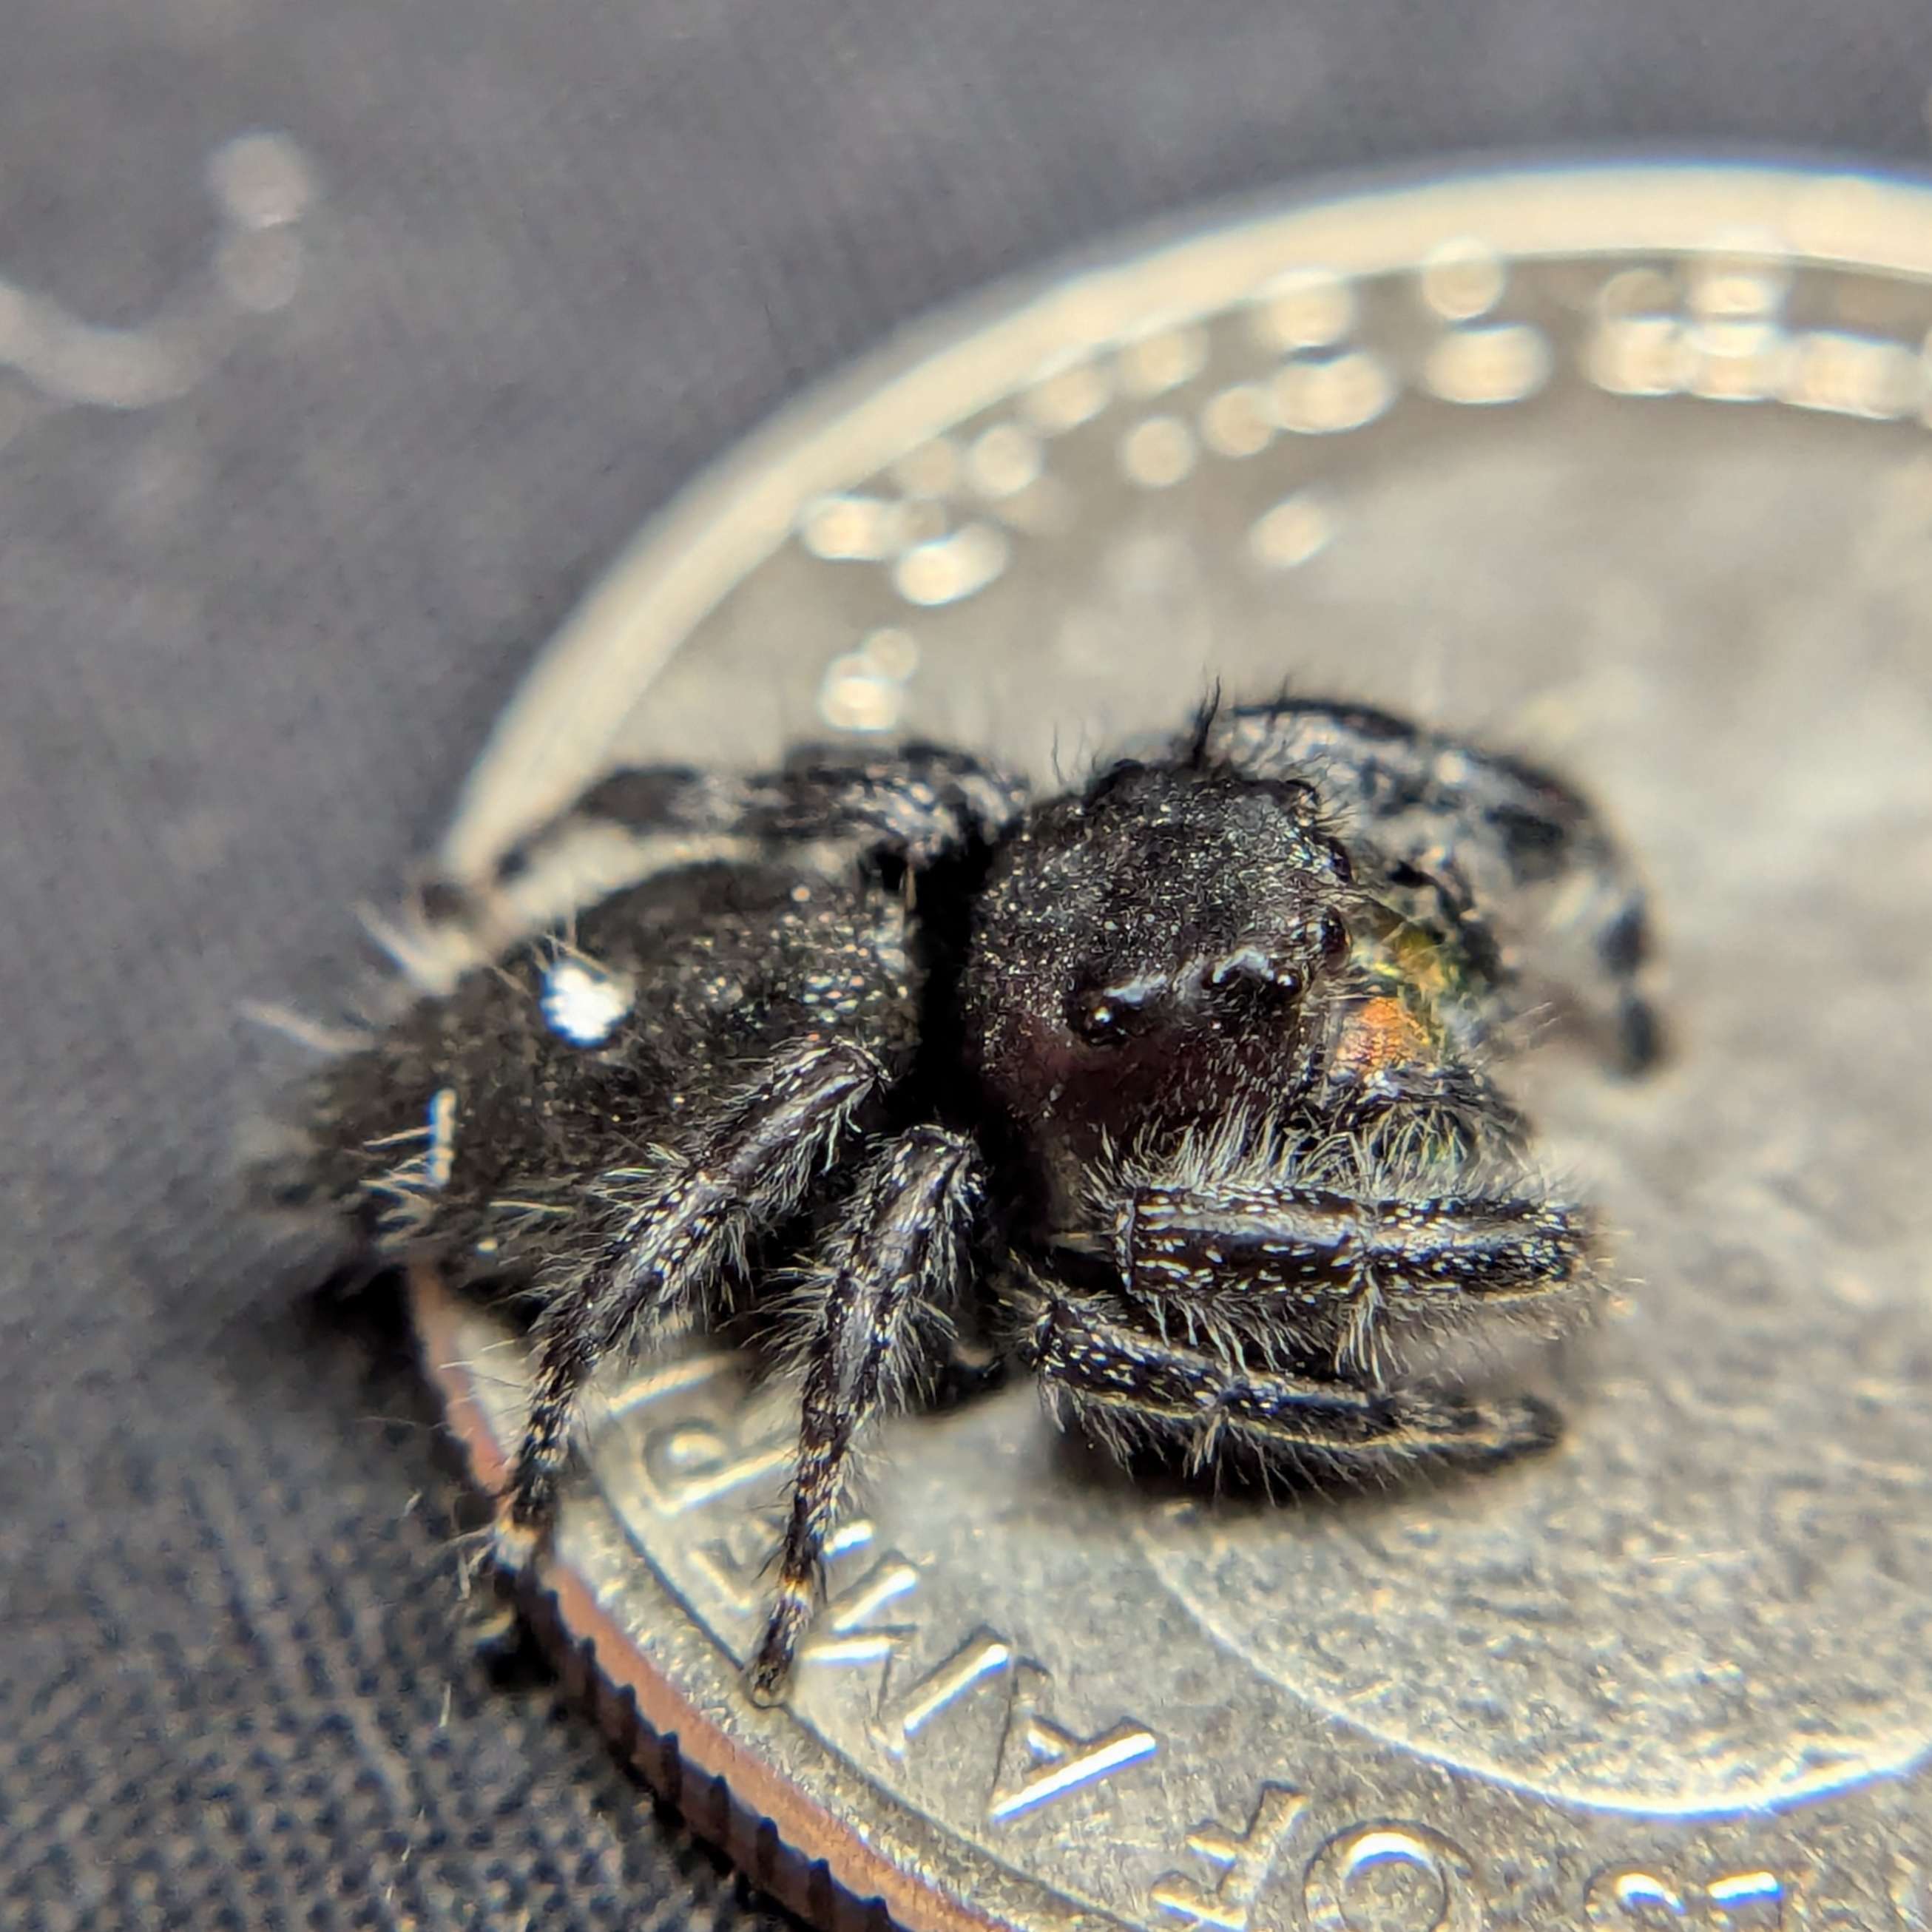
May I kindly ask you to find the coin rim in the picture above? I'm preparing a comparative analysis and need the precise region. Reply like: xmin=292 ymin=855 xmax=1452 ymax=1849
xmin=439 ymin=152 xmax=1932 ymax=878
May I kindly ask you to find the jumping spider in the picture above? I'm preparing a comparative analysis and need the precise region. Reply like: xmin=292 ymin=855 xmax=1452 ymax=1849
xmin=291 ymin=698 xmax=1659 ymax=1705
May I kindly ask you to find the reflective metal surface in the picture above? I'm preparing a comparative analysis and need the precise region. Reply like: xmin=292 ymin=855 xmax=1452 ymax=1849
xmin=411 ymin=161 xmax=1932 ymax=1931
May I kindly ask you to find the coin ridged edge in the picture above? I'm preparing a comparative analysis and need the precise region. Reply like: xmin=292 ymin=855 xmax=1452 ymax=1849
xmin=413 ymin=1263 xmax=1090 ymax=1932
xmin=440 ymin=155 xmax=1932 ymax=879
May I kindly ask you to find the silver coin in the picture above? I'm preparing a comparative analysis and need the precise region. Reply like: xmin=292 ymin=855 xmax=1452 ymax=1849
xmin=409 ymin=161 xmax=1932 ymax=1932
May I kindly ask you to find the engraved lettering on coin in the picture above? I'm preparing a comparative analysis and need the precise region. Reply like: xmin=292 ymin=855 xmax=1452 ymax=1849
xmin=1152 ymin=1785 xmax=1310 ymax=1932
xmin=869 ymin=1627 xmax=1014 ymax=1757
xmin=1302 ymin=1823 xmax=1481 ymax=1932
xmin=1582 ymin=1862 xmax=1790 ymax=1930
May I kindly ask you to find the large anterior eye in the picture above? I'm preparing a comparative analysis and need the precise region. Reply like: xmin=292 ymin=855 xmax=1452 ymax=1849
xmin=1067 ymin=991 xmax=1129 ymax=1044
xmin=1311 ymin=910 xmax=1351 ymax=968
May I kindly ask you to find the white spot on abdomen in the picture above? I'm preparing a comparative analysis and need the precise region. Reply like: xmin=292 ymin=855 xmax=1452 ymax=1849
xmin=541 ymin=956 xmax=635 ymax=1047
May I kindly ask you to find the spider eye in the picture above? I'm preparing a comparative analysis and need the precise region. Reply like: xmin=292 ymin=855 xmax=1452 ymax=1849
xmin=1070 ymin=995 xmax=1122 ymax=1043
xmin=1067 ymin=987 xmax=1133 ymax=1044
xmin=1312 ymin=911 xmax=1351 ymax=969
xmin=1203 ymin=945 xmax=1303 ymax=1011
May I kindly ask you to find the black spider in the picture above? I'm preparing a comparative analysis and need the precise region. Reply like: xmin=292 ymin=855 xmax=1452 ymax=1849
xmin=286 ymin=698 xmax=1661 ymax=1705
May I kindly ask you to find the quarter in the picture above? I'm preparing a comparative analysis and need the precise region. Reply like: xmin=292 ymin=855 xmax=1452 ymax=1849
xmin=410 ymin=161 xmax=1932 ymax=1932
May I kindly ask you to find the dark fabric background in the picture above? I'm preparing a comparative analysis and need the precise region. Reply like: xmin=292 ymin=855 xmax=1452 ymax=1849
xmin=4 ymin=5 xmax=1929 ymax=1926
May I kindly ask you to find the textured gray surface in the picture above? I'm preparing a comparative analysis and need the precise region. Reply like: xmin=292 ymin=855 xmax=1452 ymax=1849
xmin=4 ymin=6 xmax=1932 ymax=1928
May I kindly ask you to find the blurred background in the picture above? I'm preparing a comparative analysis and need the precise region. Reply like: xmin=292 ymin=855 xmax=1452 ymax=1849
xmin=7 ymin=4 xmax=1932 ymax=1927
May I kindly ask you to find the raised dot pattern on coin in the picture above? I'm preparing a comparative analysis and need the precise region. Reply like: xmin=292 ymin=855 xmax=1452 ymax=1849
xmin=419 ymin=165 xmax=1932 ymax=1932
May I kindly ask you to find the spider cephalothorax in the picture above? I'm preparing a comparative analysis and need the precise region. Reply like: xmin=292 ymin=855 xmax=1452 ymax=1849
xmin=288 ymin=698 xmax=1660 ymax=1703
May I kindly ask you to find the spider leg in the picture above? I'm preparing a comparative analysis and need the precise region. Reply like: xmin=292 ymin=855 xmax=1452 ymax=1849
xmin=1112 ymin=1170 xmax=1595 ymax=1346
xmin=1193 ymin=698 xmax=1661 ymax=1070
xmin=746 ymin=1126 xmax=981 ymax=1705
xmin=430 ymin=748 xmax=1027 ymax=959
xmin=756 ymin=745 xmax=1030 ymax=866
xmin=497 ymin=1034 xmax=885 ymax=1567
xmin=494 ymin=745 xmax=1027 ymax=891
xmin=1016 ymin=1284 xmax=1559 ymax=1479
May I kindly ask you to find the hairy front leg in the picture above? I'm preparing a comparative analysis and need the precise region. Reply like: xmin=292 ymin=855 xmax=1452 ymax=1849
xmin=1017 ymin=1286 xmax=1561 ymax=1475
xmin=1061 ymin=1155 xmax=1595 ymax=1376
xmin=1121 ymin=1173 xmax=1592 ymax=1307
